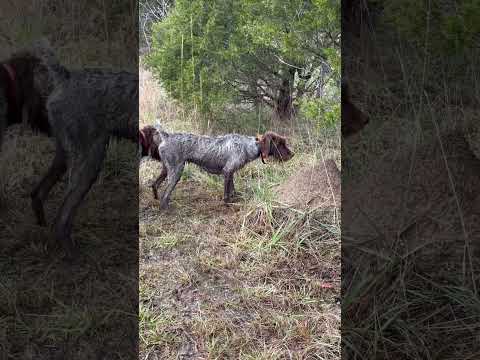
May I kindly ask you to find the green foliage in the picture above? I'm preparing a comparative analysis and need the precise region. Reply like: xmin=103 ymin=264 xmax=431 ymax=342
xmin=299 ymin=75 xmax=339 ymax=130
xmin=300 ymin=96 xmax=339 ymax=130
xmin=443 ymin=1 xmax=480 ymax=53
xmin=378 ymin=0 xmax=480 ymax=55
xmin=146 ymin=0 xmax=340 ymax=118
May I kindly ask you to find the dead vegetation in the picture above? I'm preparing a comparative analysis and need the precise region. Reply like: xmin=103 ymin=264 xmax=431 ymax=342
xmin=0 ymin=2 xmax=138 ymax=358
xmin=139 ymin=66 xmax=341 ymax=359
xmin=342 ymin=7 xmax=480 ymax=358
xmin=343 ymin=126 xmax=480 ymax=357
xmin=0 ymin=125 xmax=139 ymax=359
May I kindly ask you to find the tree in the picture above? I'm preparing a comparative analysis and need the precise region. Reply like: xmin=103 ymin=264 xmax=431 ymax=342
xmin=147 ymin=0 xmax=340 ymax=120
xmin=139 ymin=0 xmax=174 ymax=51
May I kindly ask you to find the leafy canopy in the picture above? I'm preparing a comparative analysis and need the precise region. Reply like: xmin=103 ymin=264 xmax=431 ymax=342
xmin=147 ymin=0 xmax=340 ymax=118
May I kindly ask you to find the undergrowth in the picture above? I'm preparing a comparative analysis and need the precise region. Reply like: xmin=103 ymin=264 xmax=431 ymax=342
xmin=139 ymin=65 xmax=341 ymax=359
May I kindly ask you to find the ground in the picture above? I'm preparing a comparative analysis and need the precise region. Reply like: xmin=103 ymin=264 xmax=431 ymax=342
xmin=0 ymin=65 xmax=340 ymax=359
xmin=138 ymin=67 xmax=341 ymax=359
xmin=0 ymin=126 xmax=138 ymax=359
xmin=276 ymin=159 xmax=340 ymax=209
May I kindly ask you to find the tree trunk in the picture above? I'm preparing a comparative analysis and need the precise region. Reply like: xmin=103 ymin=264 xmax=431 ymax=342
xmin=274 ymin=68 xmax=296 ymax=121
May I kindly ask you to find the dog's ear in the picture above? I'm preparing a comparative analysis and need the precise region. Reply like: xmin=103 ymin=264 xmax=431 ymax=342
xmin=138 ymin=129 xmax=149 ymax=156
xmin=271 ymin=132 xmax=287 ymax=144
xmin=259 ymin=133 xmax=272 ymax=161
xmin=138 ymin=129 xmax=145 ymax=145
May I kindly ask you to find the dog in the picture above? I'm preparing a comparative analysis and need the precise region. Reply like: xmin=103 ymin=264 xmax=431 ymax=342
xmin=139 ymin=125 xmax=161 ymax=160
xmin=30 ymin=40 xmax=138 ymax=257
xmin=150 ymin=129 xmax=294 ymax=209
xmin=0 ymin=46 xmax=52 ymax=149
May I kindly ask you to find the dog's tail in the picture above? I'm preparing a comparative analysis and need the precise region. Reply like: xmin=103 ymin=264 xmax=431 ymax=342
xmin=31 ymin=38 xmax=70 ymax=88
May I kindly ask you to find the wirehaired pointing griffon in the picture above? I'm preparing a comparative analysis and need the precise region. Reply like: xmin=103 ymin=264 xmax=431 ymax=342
xmin=150 ymin=129 xmax=294 ymax=209
xmin=139 ymin=125 xmax=161 ymax=161
xmin=30 ymin=40 xmax=138 ymax=257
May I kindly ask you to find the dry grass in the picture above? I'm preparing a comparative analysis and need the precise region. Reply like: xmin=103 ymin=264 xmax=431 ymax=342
xmin=139 ymin=66 xmax=341 ymax=359
xmin=342 ymin=15 xmax=480 ymax=359
xmin=0 ymin=127 xmax=139 ymax=358
xmin=0 ymin=3 xmax=139 ymax=358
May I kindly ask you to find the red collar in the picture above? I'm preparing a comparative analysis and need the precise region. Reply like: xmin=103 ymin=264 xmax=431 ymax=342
xmin=2 ymin=63 xmax=17 ymax=105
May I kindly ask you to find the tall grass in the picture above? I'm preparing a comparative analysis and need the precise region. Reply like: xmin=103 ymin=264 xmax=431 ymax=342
xmin=342 ymin=8 xmax=480 ymax=359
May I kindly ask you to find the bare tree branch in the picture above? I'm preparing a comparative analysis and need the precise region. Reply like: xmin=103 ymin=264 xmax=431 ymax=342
xmin=139 ymin=0 xmax=173 ymax=51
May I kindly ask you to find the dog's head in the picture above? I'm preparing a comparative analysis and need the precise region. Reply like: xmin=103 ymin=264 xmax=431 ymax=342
xmin=341 ymin=82 xmax=369 ymax=138
xmin=256 ymin=131 xmax=294 ymax=162
xmin=2 ymin=42 xmax=53 ymax=133
xmin=139 ymin=125 xmax=161 ymax=160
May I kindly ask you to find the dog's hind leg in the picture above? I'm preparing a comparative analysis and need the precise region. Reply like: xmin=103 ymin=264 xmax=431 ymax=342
xmin=159 ymin=163 xmax=184 ymax=209
xmin=53 ymin=138 xmax=107 ymax=257
xmin=223 ymin=171 xmax=235 ymax=203
xmin=152 ymin=163 xmax=167 ymax=200
xmin=31 ymin=141 xmax=67 ymax=226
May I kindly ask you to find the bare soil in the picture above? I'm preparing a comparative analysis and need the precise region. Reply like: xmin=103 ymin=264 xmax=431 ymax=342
xmin=276 ymin=159 xmax=340 ymax=209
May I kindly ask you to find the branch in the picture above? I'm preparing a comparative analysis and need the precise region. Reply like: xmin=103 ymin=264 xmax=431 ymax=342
xmin=273 ymin=54 xmax=304 ymax=70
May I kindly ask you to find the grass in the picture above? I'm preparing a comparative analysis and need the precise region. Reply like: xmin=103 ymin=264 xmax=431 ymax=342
xmin=0 ymin=3 xmax=139 ymax=358
xmin=139 ymin=65 xmax=341 ymax=359
xmin=0 ymin=126 xmax=139 ymax=358
xmin=342 ymin=10 xmax=480 ymax=359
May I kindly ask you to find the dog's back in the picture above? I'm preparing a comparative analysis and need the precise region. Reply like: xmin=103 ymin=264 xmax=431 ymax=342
xmin=47 ymin=69 xmax=138 ymax=141
xmin=158 ymin=132 xmax=259 ymax=174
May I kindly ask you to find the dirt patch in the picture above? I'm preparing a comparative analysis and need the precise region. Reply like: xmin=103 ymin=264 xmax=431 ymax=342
xmin=343 ymin=129 xmax=480 ymax=272
xmin=342 ymin=126 xmax=480 ymax=358
xmin=275 ymin=159 xmax=340 ymax=209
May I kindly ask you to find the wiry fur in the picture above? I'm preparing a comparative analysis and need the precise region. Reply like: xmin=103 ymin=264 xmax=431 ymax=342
xmin=152 ymin=130 xmax=293 ymax=208
xmin=30 ymin=40 xmax=138 ymax=257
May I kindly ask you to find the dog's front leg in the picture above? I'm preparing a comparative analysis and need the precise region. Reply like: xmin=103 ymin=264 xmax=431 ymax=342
xmin=151 ymin=164 xmax=167 ymax=199
xmin=54 ymin=139 xmax=107 ymax=258
xmin=159 ymin=163 xmax=184 ymax=209
xmin=31 ymin=141 xmax=67 ymax=226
